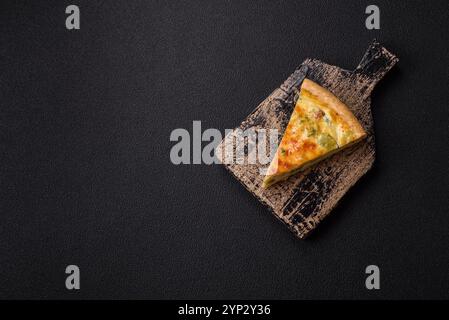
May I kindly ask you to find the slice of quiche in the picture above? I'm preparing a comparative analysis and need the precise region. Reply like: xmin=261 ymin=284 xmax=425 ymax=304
xmin=262 ymin=79 xmax=367 ymax=188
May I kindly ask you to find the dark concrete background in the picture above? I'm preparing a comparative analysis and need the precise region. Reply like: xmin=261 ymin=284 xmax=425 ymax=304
xmin=1 ymin=0 xmax=448 ymax=299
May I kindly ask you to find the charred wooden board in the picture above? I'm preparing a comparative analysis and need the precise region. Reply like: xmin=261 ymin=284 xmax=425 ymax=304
xmin=216 ymin=40 xmax=398 ymax=239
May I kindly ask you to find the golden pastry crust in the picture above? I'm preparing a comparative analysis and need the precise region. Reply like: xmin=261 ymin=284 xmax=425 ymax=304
xmin=301 ymin=79 xmax=366 ymax=138
xmin=262 ymin=79 xmax=367 ymax=188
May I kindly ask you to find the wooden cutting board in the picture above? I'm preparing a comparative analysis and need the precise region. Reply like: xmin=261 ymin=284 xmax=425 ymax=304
xmin=216 ymin=40 xmax=398 ymax=239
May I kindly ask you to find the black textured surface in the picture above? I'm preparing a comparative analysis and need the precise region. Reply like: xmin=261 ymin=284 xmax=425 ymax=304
xmin=1 ymin=0 xmax=448 ymax=299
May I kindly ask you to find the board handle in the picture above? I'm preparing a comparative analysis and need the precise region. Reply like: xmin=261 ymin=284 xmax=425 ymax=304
xmin=354 ymin=40 xmax=398 ymax=95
